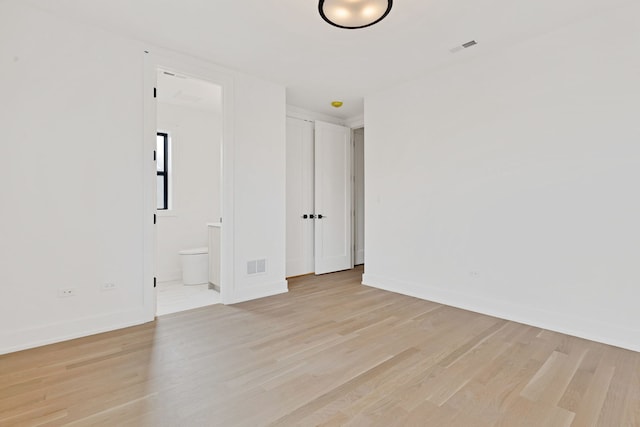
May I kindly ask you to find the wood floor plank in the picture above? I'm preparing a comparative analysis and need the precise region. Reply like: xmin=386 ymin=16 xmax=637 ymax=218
xmin=622 ymin=355 xmax=640 ymax=426
xmin=520 ymin=348 xmax=587 ymax=405
xmin=268 ymin=348 xmax=420 ymax=426
xmin=493 ymin=397 xmax=575 ymax=427
xmin=596 ymin=348 xmax=638 ymax=427
xmin=1 ymin=266 xmax=638 ymax=426
xmin=570 ymin=362 xmax=615 ymax=427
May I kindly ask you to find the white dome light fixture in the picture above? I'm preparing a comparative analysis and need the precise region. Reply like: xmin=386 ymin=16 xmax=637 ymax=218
xmin=319 ymin=0 xmax=392 ymax=29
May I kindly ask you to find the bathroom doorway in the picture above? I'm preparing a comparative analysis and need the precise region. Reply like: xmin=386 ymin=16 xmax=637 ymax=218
xmin=154 ymin=69 xmax=223 ymax=315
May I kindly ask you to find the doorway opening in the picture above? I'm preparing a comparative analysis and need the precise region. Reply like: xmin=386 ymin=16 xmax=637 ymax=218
xmin=154 ymin=69 xmax=223 ymax=315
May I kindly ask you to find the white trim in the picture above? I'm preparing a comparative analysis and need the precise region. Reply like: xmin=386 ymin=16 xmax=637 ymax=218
xmin=362 ymin=273 xmax=640 ymax=353
xmin=286 ymin=104 xmax=345 ymax=126
xmin=156 ymin=210 xmax=178 ymax=217
xmin=352 ymin=127 xmax=365 ymax=266
xmin=143 ymin=52 xmax=158 ymax=321
xmin=351 ymin=128 xmax=356 ymax=269
xmin=143 ymin=47 xmax=236 ymax=316
xmin=0 ymin=309 xmax=150 ymax=355
xmin=230 ymin=280 xmax=288 ymax=304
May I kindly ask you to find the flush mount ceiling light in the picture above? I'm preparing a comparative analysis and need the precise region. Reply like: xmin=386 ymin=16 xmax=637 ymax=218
xmin=319 ymin=0 xmax=392 ymax=29
xmin=331 ymin=101 xmax=343 ymax=108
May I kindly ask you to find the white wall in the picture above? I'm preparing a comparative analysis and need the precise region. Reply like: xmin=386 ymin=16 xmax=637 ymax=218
xmin=0 ymin=1 xmax=287 ymax=354
xmin=156 ymin=103 xmax=221 ymax=281
xmin=231 ymin=74 xmax=287 ymax=302
xmin=0 ymin=1 xmax=147 ymax=354
xmin=363 ymin=4 xmax=640 ymax=351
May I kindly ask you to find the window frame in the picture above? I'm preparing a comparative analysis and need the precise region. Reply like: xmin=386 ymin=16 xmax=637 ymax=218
xmin=156 ymin=132 xmax=169 ymax=210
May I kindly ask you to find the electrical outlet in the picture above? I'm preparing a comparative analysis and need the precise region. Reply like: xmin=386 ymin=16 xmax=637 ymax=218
xmin=58 ymin=288 xmax=76 ymax=297
xmin=101 ymin=282 xmax=116 ymax=291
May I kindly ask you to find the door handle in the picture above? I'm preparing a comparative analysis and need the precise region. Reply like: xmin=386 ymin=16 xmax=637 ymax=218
xmin=309 ymin=214 xmax=315 ymax=219
xmin=302 ymin=214 xmax=308 ymax=219
xmin=317 ymin=214 xmax=324 ymax=219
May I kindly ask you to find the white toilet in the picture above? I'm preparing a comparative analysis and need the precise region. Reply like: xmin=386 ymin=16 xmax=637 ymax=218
xmin=178 ymin=247 xmax=209 ymax=285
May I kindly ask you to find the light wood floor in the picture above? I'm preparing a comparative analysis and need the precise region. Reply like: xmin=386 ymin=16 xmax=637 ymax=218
xmin=1 ymin=267 xmax=638 ymax=426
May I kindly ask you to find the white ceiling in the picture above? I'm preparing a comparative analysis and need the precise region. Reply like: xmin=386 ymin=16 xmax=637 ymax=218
xmin=157 ymin=71 xmax=222 ymax=113
xmin=27 ymin=0 xmax=631 ymax=119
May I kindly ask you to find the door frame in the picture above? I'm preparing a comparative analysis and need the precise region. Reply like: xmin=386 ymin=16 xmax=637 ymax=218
xmin=143 ymin=48 xmax=236 ymax=320
xmin=352 ymin=126 xmax=365 ymax=267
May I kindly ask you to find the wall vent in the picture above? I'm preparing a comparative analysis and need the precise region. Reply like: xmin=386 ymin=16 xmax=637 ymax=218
xmin=247 ymin=259 xmax=267 ymax=275
xmin=256 ymin=259 xmax=266 ymax=274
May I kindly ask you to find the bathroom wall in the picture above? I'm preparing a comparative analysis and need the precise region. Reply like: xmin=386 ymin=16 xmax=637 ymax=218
xmin=156 ymin=102 xmax=221 ymax=282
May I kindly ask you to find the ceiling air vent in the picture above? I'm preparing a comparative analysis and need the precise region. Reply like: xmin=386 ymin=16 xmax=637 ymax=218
xmin=450 ymin=40 xmax=478 ymax=54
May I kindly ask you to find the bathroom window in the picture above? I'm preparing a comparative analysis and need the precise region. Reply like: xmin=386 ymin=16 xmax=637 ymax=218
xmin=156 ymin=132 xmax=169 ymax=210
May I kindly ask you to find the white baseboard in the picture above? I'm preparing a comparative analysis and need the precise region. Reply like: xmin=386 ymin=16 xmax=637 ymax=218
xmin=231 ymin=279 xmax=288 ymax=304
xmin=1 ymin=278 xmax=289 ymax=354
xmin=0 ymin=308 xmax=150 ymax=355
xmin=362 ymin=273 xmax=640 ymax=353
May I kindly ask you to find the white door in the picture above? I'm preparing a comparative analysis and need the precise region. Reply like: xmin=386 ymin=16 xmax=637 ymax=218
xmin=353 ymin=128 xmax=365 ymax=265
xmin=286 ymin=118 xmax=315 ymax=277
xmin=314 ymin=121 xmax=352 ymax=274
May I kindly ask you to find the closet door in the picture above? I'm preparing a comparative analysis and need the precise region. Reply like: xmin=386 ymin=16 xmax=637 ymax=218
xmin=314 ymin=121 xmax=352 ymax=274
xmin=286 ymin=117 xmax=315 ymax=277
